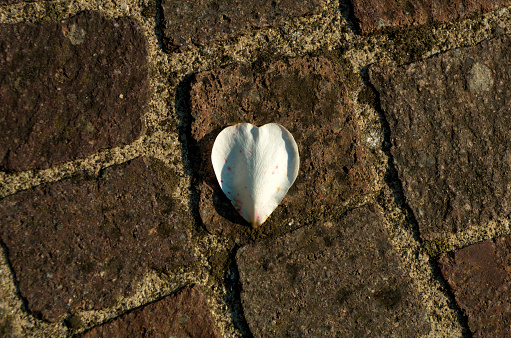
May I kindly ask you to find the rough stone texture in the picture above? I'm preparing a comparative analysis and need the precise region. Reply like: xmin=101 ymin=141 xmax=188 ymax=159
xmin=352 ymin=0 xmax=511 ymax=35
xmin=161 ymin=0 xmax=323 ymax=51
xmin=83 ymin=286 xmax=220 ymax=338
xmin=189 ymin=56 xmax=372 ymax=235
xmin=0 ymin=0 xmax=27 ymax=4
xmin=0 ymin=157 xmax=194 ymax=322
xmin=369 ymin=36 xmax=511 ymax=240
xmin=0 ymin=309 xmax=14 ymax=337
xmin=0 ymin=11 xmax=148 ymax=172
xmin=0 ymin=0 xmax=43 ymax=4
xmin=438 ymin=235 xmax=511 ymax=337
xmin=236 ymin=206 xmax=430 ymax=337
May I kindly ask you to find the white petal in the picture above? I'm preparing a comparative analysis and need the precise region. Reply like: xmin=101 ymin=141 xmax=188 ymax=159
xmin=211 ymin=123 xmax=299 ymax=228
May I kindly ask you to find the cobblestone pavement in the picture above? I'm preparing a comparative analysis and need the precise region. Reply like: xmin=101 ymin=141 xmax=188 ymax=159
xmin=1 ymin=0 xmax=511 ymax=336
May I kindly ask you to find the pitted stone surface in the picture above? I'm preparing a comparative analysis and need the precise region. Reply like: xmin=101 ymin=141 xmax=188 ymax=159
xmin=352 ymin=0 xmax=511 ymax=34
xmin=189 ymin=56 xmax=372 ymax=235
xmin=0 ymin=11 xmax=148 ymax=172
xmin=236 ymin=206 xmax=430 ymax=337
xmin=438 ymin=236 xmax=511 ymax=337
xmin=0 ymin=0 xmax=45 ymax=4
xmin=161 ymin=0 xmax=323 ymax=51
xmin=369 ymin=36 xmax=511 ymax=240
xmin=0 ymin=157 xmax=194 ymax=322
xmin=0 ymin=0 xmax=30 ymax=4
xmin=0 ymin=0 xmax=25 ymax=4
xmin=83 ymin=286 xmax=220 ymax=338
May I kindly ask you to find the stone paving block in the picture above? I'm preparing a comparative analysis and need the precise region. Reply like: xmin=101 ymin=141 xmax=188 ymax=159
xmin=83 ymin=286 xmax=220 ymax=338
xmin=236 ymin=206 xmax=430 ymax=337
xmin=0 ymin=11 xmax=148 ymax=172
xmin=190 ymin=56 xmax=372 ymax=234
xmin=369 ymin=36 xmax=511 ymax=240
xmin=438 ymin=235 xmax=511 ymax=337
xmin=0 ymin=157 xmax=194 ymax=322
xmin=351 ymin=0 xmax=511 ymax=35
xmin=161 ymin=0 xmax=323 ymax=51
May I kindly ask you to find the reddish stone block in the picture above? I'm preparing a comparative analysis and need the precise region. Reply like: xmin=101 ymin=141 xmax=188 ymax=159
xmin=161 ymin=0 xmax=323 ymax=51
xmin=0 ymin=11 xmax=148 ymax=172
xmin=0 ymin=157 xmax=194 ymax=322
xmin=438 ymin=236 xmax=511 ymax=337
xmin=189 ymin=56 xmax=372 ymax=235
xmin=83 ymin=286 xmax=220 ymax=338
xmin=237 ymin=206 xmax=430 ymax=336
xmin=369 ymin=36 xmax=511 ymax=240
xmin=352 ymin=0 xmax=511 ymax=34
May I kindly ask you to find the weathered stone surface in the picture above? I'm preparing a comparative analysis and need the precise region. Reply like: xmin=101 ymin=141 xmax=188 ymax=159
xmin=0 ymin=0 xmax=26 ymax=4
xmin=438 ymin=235 xmax=511 ymax=337
xmin=189 ymin=56 xmax=372 ymax=235
xmin=83 ymin=286 xmax=220 ymax=338
xmin=236 ymin=206 xmax=430 ymax=337
xmin=161 ymin=0 xmax=323 ymax=51
xmin=0 ymin=157 xmax=194 ymax=322
xmin=0 ymin=0 xmax=43 ymax=4
xmin=352 ymin=0 xmax=511 ymax=34
xmin=369 ymin=36 xmax=511 ymax=240
xmin=0 ymin=11 xmax=148 ymax=172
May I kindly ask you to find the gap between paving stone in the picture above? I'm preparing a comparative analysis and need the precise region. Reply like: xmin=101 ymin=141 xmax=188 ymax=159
xmin=0 ymin=5 xmax=188 ymax=199
xmin=66 ymin=267 xmax=214 ymax=335
xmin=0 ymin=140 xmax=144 ymax=199
xmin=367 ymin=32 xmax=511 ymax=338
xmin=0 ymin=3 xmax=238 ymax=336
xmin=160 ymin=0 xmax=325 ymax=52
xmin=82 ymin=285 xmax=220 ymax=337
xmin=359 ymin=80 xmax=471 ymax=335
xmin=351 ymin=0 xmax=511 ymax=35
xmin=178 ymin=52 xmax=385 ymax=336
xmin=365 ymin=56 xmax=478 ymax=338
xmin=375 ymin=192 xmax=468 ymax=337
xmin=354 ymin=44 xmax=473 ymax=337
xmin=157 ymin=0 xmax=350 ymax=74
xmin=0 ymin=241 xmax=67 ymax=336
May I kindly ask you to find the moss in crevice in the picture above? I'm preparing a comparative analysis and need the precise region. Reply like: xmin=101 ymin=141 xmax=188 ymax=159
xmin=142 ymin=0 xmax=157 ymax=18
xmin=424 ymin=237 xmax=452 ymax=258
xmin=65 ymin=314 xmax=83 ymax=330
xmin=384 ymin=24 xmax=437 ymax=64
xmin=41 ymin=2 xmax=66 ymax=22
xmin=208 ymin=250 xmax=231 ymax=283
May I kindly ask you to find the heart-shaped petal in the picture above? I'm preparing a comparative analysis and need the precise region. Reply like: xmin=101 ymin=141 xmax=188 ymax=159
xmin=211 ymin=123 xmax=300 ymax=228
